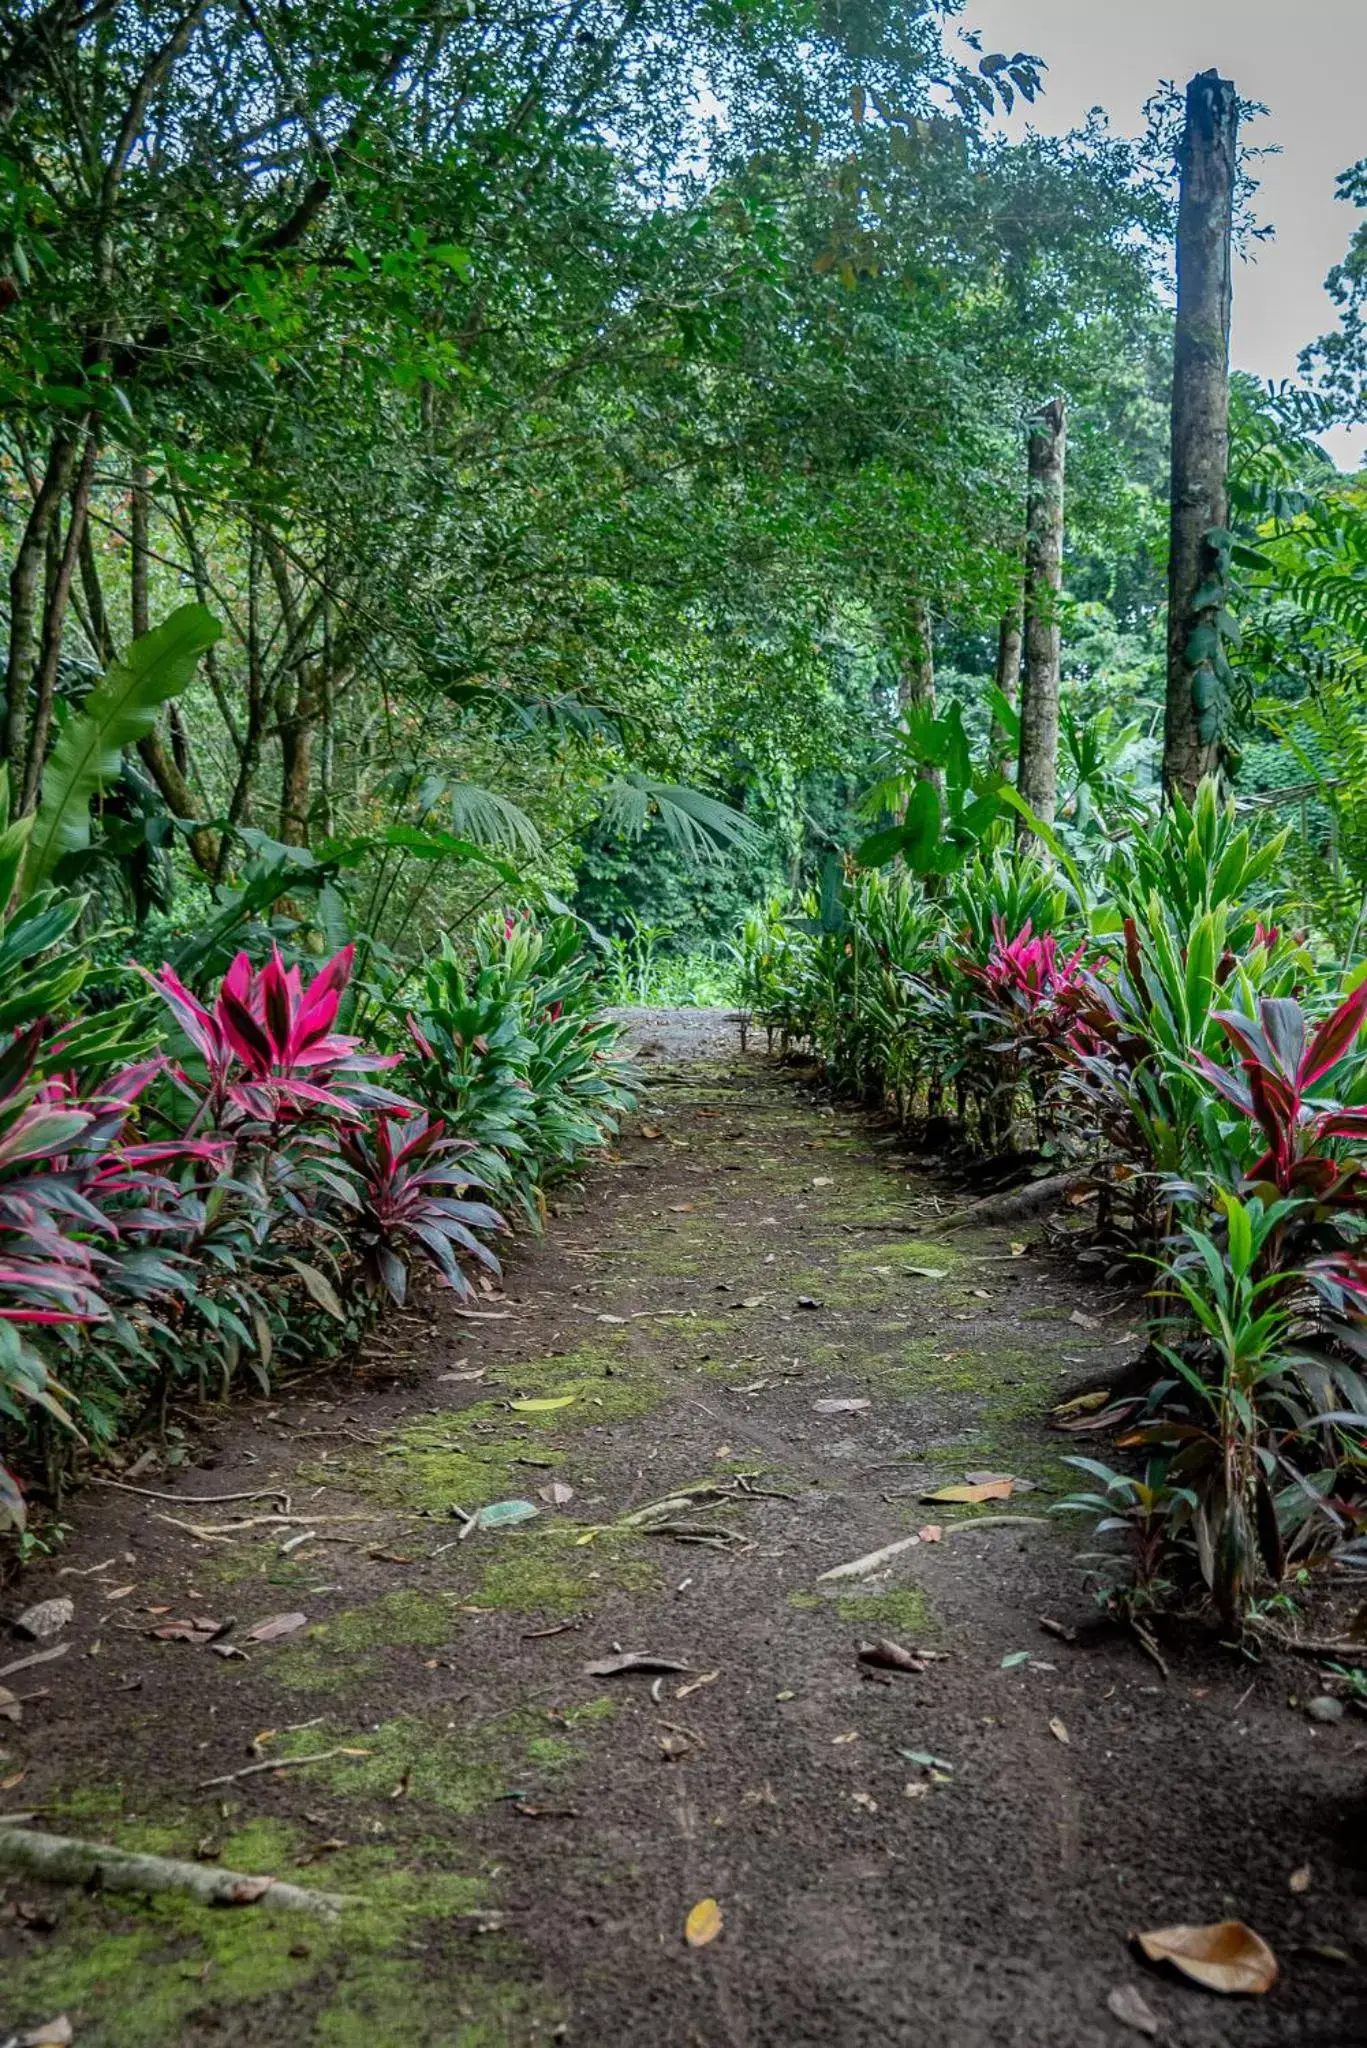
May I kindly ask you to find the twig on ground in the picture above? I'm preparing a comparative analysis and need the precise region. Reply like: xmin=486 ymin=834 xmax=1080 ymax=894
xmin=198 ymin=1746 xmax=367 ymax=1790
xmin=92 ymin=1481 xmax=290 ymax=1507
xmin=153 ymin=1513 xmax=379 ymax=1540
xmin=1130 ymin=1618 xmax=1170 ymax=1681
xmin=0 ymin=1644 xmax=71 ymax=1681
xmin=817 ymin=1516 xmax=1049 ymax=1583
xmin=1247 ymin=1623 xmax=1367 ymax=1667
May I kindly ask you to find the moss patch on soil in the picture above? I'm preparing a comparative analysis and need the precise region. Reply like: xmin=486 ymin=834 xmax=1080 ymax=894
xmin=2 ymin=1850 xmax=549 ymax=2047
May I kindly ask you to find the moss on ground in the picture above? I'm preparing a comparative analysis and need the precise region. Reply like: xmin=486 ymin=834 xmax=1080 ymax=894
xmin=6 ymin=1684 xmax=626 ymax=2044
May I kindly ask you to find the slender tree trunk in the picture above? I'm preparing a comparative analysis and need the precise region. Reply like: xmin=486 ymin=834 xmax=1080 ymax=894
xmin=278 ymin=662 xmax=320 ymax=845
xmin=897 ymin=599 xmax=940 ymax=806
xmin=130 ymin=455 xmax=151 ymax=639
xmin=19 ymin=428 xmax=99 ymax=813
xmin=5 ymin=426 xmax=80 ymax=791
xmin=1015 ymin=398 xmax=1066 ymax=835
xmin=989 ymin=605 xmax=1023 ymax=777
xmin=1163 ymin=70 xmax=1238 ymax=806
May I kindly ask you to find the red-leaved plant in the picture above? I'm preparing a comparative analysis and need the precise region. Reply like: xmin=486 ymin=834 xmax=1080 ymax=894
xmin=1193 ymin=984 xmax=1367 ymax=1201
xmin=149 ymin=943 xmax=400 ymax=1131
xmin=340 ymin=1111 xmax=504 ymax=1306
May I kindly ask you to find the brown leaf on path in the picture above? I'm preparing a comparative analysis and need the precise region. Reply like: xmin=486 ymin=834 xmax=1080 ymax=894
xmin=917 ymin=1524 xmax=943 ymax=1543
xmin=1052 ymin=1388 xmax=1110 ymax=1418
xmin=813 ymin=1397 xmax=870 ymax=1415
xmin=640 ymin=1126 xmax=664 ymax=1140
xmin=0 ymin=1686 xmax=21 ymax=1724
xmin=922 ymin=1480 xmax=1013 ymax=1504
xmin=1136 ymin=1920 xmax=1279 ymax=1995
xmin=582 ymin=1651 xmax=691 ymax=1678
xmin=1049 ymin=1717 xmax=1070 ymax=1745
xmin=2 ymin=1767 xmax=28 ymax=1790
xmin=685 ymin=1897 xmax=722 ymax=1947
xmin=244 ymin=1612 xmax=307 ymax=1643
xmin=1289 ymin=1863 xmax=1312 ymax=1894
xmin=857 ymin=1638 xmax=925 ymax=1673
xmin=538 ymin=1480 xmax=575 ymax=1506
xmin=1106 ymin=1984 xmax=1160 ymax=2036
xmin=1069 ymin=1308 xmax=1101 ymax=1331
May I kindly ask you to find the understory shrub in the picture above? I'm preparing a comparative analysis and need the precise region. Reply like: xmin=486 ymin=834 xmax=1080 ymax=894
xmin=739 ymin=779 xmax=1367 ymax=1624
xmin=0 ymin=909 xmax=633 ymax=1534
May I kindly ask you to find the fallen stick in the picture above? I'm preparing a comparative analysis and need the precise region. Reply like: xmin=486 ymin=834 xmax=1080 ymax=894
xmin=198 ymin=1746 xmax=367 ymax=1790
xmin=0 ymin=1825 xmax=357 ymax=1918
xmin=929 ymin=1171 xmax=1087 ymax=1236
xmin=817 ymin=1516 xmax=1050 ymax=1583
xmin=0 ymin=1643 xmax=70 ymax=1681
xmin=1248 ymin=1624 xmax=1367 ymax=1668
xmin=153 ymin=1513 xmax=378 ymax=1540
xmin=92 ymin=1481 xmax=290 ymax=1507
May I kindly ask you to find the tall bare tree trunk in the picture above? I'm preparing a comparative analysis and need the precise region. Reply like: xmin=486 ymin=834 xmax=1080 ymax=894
xmin=19 ymin=429 xmax=99 ymax=813
xmin=989 ymin=605 xmax=1022 ymax=777
xmin=897 ymin=599 xmax=940 ymax=809
xmin=1163 ymin=69 xmax=1237 ymax=806
xmin=1015 ymin=399 xmax=1066 ymax=834
xmin=5 ymin=426 xmax=81 ymax=791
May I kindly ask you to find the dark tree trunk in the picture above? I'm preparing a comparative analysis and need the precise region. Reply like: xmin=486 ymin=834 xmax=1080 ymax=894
xmin=130 ymin=455 xmax=151 ymax=639
xmin=989 ymin=605 xmax=1022 ymax=777
xmin=1163 ymin=70 xmax=1238 ymax=805
xmin=1015 ymin=398 xmax=1066 ymax=833
xmin=19 ymin=428 xmax=98 ymax=813
xmin=5 ymin=426 xmax=80 ymax=791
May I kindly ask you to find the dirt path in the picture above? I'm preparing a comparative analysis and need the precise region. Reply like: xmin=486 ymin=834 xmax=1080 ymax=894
xmin=2 ymin=1013 xmax=1363 ymax=2046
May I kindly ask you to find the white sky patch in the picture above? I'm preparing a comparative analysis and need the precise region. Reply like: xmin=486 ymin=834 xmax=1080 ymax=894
xmin=960 ymin=0 xmax=1367 ymax=467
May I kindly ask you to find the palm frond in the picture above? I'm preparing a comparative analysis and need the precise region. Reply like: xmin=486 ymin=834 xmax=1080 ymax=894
xmin=596 ymin=776 xmax=756 ymax=862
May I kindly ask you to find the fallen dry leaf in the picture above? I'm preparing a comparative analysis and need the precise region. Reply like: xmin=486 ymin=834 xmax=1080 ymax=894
xmin=538 ymin=1480 xmax=575 ymax=1507
xmin=685 ymin=1897 xmax=722 ymax=1947
xmin=1106 ymin=1983 xmax=1160 ymax=2037
xmin=1 ymin=1767 xmax=27 ymax=1790
xmin=857 ymin=1638 xmax=925 ymax=1674
xmin=831 ymin=1730 xmax=858 ymax=1745
xmin=676 ymin=1668 xmax=720 ymax=1699
xmin=1049 ymin=1717 xmax=1070 ymax=1746
xmin=583 ymin=1651 xmax=691 ymax=1678
xmin=1052 ymin=1388 xmax=1111 ymax=1418
xmin=640 ymin=1126 xmax=664 ymax=1140
xmin=917 ymin=1524 xmax=943 ymax=1543
xmin=1135 ymin=1920 xmax=1279 ymax=1995
xmin=923 ymin=1480 xmax=1014 ymax=1505
xmin=813 ymin=1397 xmax=869 ymax=1416
xmin=509 ymin=1394 xmax=577 ymax=1413
xmin=0 ymin=1686 xmax=21 ymax=1724
xmin=851 ymin=1791 xmax=878 ymax=1812
xmin=1288 ymin=1863 xmax=1312 ymax=1894
xmin=15 ymin=2018 xmax=74 ymax=2047
xmin=245 ymin=1612 xmax=307 ymax=1644
xmin=1069 ymin=1308 xmax=1101 ymax=1331
xmin=16 ymin=1598 xmax=73 ymax=1641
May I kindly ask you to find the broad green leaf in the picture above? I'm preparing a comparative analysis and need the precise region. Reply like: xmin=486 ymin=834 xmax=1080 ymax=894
xmin=22 ymin=605 xmax=221 ymax=898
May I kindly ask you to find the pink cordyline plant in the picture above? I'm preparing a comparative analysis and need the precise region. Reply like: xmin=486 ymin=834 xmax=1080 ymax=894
xmin=149 ymin=944 xmax=400 ymax=1129
xmin=976 ymin=917 xmax=1089 ymax=1006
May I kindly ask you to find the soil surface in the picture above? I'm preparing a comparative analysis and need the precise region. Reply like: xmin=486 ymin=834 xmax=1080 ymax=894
xmin=2 ymin=1010 xmax=1364 ymax=2047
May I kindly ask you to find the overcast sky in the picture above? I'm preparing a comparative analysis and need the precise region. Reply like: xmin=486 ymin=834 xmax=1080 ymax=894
xmin=959 ymin=0 xmax=1367 ymax=465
